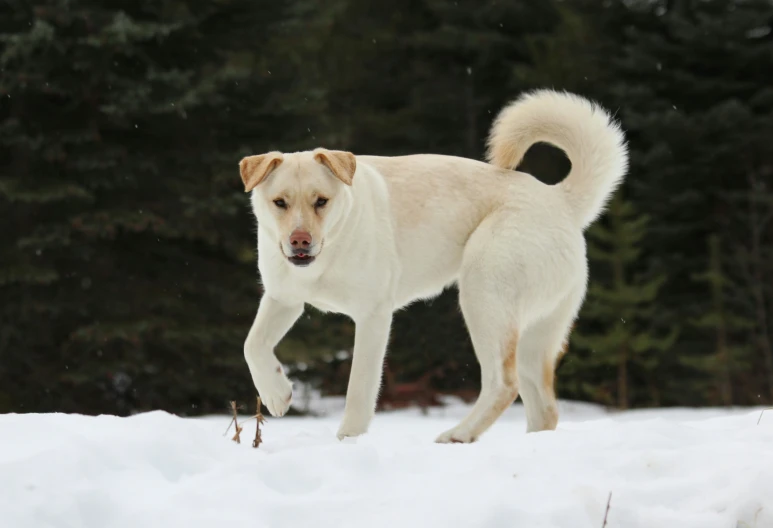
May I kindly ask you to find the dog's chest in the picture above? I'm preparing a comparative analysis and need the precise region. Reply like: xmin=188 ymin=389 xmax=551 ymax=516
xmin=300 ymin=279 xmax=351 ymax=314
xmin=264 ymin=266 xmax=360 ymax=316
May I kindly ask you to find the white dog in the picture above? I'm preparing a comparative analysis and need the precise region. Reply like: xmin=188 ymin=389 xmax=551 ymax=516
xmin=239 ymin=90 xmax=628 ymax=443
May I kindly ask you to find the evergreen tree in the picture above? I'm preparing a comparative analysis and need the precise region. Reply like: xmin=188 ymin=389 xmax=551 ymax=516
xmin=1 ymin=0 xmax=772 ymax=414
xmin=569 ymin=196 xmax=677 ymax=409
xmin=538 ymin=0 xmax=773 ymax=406
xmin=726 ymin=161 xmax=773 ymax=401
xmin=401 ymin=0 xmax=560 ymax=158
xmin=601 ymin=0 xmax=773 ymax=404
xmin=0 ymin=0 xmax=296 ymax=414
xmin=687 ymin=235 xmax=753 ymax=405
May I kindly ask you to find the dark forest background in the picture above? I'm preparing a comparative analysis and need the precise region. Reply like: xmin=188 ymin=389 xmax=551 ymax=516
xmin=2 ymin=0 xmax=773 ymax=416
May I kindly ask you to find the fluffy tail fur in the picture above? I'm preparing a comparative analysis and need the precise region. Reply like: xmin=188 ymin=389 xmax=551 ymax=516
xmin=486 ymin=89 xmax=629 ymax=230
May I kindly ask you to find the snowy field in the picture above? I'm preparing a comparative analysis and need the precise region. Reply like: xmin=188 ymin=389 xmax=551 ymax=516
xmin=2 ymin=398 xmax=772 ymax=528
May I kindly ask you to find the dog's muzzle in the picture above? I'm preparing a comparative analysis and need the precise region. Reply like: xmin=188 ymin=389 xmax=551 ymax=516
xmin=286 ymin=229 xmax=317 ymax=267
xmin=287 ymin=246 xmax=316 ymax=267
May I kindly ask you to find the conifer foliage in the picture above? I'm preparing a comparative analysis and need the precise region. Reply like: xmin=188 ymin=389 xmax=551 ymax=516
xmin=1 ymin=0 xmax=772 ymax=414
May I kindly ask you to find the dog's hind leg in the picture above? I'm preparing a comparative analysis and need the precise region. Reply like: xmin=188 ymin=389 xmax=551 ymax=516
xmin=435 ymin=250 xmax=522 ymax=443
xmin=516 ymin=288 xmax=583 ymax=433
xmin=434 ymin=296 xmax=520 ymax=444
xmin=434 ymin=206 xmax=585 ymax=443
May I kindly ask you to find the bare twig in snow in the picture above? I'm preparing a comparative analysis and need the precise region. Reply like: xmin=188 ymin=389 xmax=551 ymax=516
xmin=601 ymin=492 xmax=612 ymax=528
xmin=757 ymin=407 xmax=773 ymax=425
xmin=223 ymin=403 xmax=236 ymax=436
xmin=252 ymin=396 xmax=265 ymax=448
xmin=229 ymin=400 xmax=243 ymax=444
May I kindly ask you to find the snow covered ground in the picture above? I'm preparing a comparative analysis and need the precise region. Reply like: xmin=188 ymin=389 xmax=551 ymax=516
xmin=2 ymin=398 xmax=772 ymax=528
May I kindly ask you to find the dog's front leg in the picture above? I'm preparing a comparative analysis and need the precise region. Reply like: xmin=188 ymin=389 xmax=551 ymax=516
xmin=337 ymin=307 xmax=393 ymax=440
xmin=244 ymin=295 xmax=303 ymax=417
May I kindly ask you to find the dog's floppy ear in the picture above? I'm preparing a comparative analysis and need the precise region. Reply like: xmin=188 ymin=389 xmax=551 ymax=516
xmin=313 ymin=148 xmax=356 ymax=186
xmin=239 ymin=152 xmax=284 ymax=192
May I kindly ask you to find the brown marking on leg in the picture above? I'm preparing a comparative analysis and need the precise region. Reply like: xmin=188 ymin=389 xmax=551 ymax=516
xmin=556 ymin=322 xmax=574 ymax=364
xmin=539 ymin=323 xmax=572 ymax=429
xmin=556 ymin=340 xmax=569 ymax=364
xmin=438 ymin=329 xmax=523 ymax=443
xmin=540 ymin=352 xmax=559 ymax=431
xmin=495 ymin=329 xmax=520 ymax=410
xmin=542 ymin=355 xmax=556 ymax=396
xmin=470 ymin=330 xmax=521 ymax=438
xmin=502 ymin=329 xmax=518 ymax=388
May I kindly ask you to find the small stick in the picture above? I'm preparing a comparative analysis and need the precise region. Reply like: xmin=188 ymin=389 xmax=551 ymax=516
xmin=223 ymin=418 xmax=234 ymax=437
xmin=601 ymin=492 xmax=612 ymax=528
xmin=223 ymin=403 xmax=236 ymax=436
xmin=252 ymin=396 xmax=265 ymax=448
xmin=230 ymin=400 xmax=243 ymax=444
xmin=757 ymin=407 xmax=773 ymax=425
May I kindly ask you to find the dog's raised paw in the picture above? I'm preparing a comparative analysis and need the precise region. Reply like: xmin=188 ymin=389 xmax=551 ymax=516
xmin=253 ymin=358 xmax=293 ymax=417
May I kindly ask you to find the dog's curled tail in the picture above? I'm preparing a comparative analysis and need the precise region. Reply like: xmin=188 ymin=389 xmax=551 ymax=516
xmin=486 ymin=89 xmax=629 ymax=230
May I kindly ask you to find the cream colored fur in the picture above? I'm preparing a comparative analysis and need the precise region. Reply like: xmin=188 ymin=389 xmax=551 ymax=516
xmin=241 ymin=89 xmax=628 ymax=442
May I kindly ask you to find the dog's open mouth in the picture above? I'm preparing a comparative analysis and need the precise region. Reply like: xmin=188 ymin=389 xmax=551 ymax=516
xmin=288 ymin=253 xmax=315 ymax=267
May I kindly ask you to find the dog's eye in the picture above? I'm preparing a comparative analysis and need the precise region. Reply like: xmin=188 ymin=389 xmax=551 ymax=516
xmin=273 ymin=199 xmax=287 ymax=209
xmin=315 ymin=197 xmax=328 ymax=208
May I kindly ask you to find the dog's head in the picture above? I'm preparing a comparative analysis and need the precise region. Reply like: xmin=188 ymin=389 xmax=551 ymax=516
xmin=239 ymin=148 xmax=356 ymax=267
